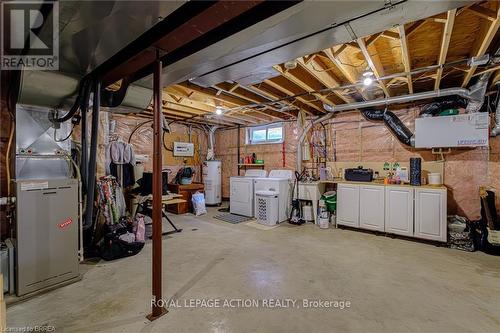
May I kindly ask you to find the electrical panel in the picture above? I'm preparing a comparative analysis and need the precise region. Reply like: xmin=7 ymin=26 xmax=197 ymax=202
xmin=415 ymin=113 xmax=489 ymax=148
xmin=173 ymin=142 xmax=195 ymax=156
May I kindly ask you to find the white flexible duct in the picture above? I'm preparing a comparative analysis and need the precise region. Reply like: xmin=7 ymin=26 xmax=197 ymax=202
xmin=206 ymin=126 xmax=218 ymax=160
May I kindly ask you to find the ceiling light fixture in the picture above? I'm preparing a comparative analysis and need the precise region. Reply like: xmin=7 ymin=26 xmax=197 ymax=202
xmin=362 ymin=70 xmax=374 ymax=86
xmin=215 ymin=106 xmax=223 ymax=115
xmin=284 ymin=60 xmax=297 ymax=70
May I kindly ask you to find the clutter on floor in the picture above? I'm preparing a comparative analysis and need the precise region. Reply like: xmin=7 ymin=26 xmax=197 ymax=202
xmin=447 ymin=215 xmax=476 ymax=252
xmin=167 ymin=182 xmax=205 ymax=214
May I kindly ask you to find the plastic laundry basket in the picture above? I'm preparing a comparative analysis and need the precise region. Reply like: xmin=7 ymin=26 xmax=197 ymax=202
xmin=255 ymin=190 xmax=279 ymax=226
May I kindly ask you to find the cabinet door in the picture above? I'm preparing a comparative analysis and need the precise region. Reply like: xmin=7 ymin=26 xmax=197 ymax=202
xmin=359 ymin=185 xmax=385 ymax=231
xmin=385 ymin=186 xmax=414 ymax=236
xmin=415 ymin=188 xmax=447 ymax=242
xmin=337 ymin=184 xmax=360 ymax=227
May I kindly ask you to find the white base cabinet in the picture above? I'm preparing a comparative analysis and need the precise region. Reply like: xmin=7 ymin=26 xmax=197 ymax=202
xmin=359 ymin=185 xmax=385 ymax=231
xmin=385 ymin=186 xmax=414 ymax=237
xmin=337 ymin=184 xmax=360 ymax=228
xmin=336 ymin=183 xmax=447 ymax=242
xmin=414 ymin=188 xmax=447 ymax=242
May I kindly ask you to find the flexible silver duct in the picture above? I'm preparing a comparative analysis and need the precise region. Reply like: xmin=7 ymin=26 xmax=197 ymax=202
xmin=207 ymin=126 xmax=218 ymax=160
xmin=465 ymin=72 xmax=492 ymax=113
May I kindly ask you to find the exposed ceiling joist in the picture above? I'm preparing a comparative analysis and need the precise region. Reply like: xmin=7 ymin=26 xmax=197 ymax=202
xmin=323 ymin=48 xmax=369 ymax=101
xmin=380 ymin=30 xmax=400 ymax=41
xmin=462 ymin=6 xmax=500 ymax=87
xmin=177 ymin=82 xmax=249 ymax=107
xmin=357 ymin=37 xmax=391 ymax=97
xmin=406 ymin=20 xmax=427 ymax=37
xmin=247 ymin=84 xmax=307 ymax=116
xmin=296 ymin=57 xmax=355 ymax=103
xmin=435 ymin=9 xmax=457 ymax=90
xmin=467 ymin=4 xmax=498 ymax=21
xmin=365 ymin=32 xmax=383 ymax=47
xmin=397 ymin=25 xmax=413 ymax=94
xmin=273 ymin=64 xmax=340 ymax=107
xmin=214 ymin=82 xmax=287 ymax=118
xmin=264 ymin=78 xmax=322 ymax=115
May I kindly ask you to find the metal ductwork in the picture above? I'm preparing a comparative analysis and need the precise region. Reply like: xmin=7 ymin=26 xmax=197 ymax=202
xmin=322 ymin=87 xmax=476 ymax=113
xmin=299 ymin=81 xmax=491 ymax=171
xmin=465 ymin=72 xmax=492 ymax=113
xmin=18 ymin=71 xmax=152 ymax=113
xmin=206 ymin=126 xmax=218 ymax=161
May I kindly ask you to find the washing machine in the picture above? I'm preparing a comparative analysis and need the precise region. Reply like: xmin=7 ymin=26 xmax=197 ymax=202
xmin=254 ymin=170 xmax=293 ymax=223
xmin=230 ymin=169 xmax=268 ymax=217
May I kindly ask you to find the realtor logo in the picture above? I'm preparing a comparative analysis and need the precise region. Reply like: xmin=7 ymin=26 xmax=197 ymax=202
xmin=1 ymin=1 xmax=59 ymax=70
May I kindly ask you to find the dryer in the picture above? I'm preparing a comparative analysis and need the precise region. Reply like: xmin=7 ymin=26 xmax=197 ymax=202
xmin=254 ymin=170 xmax=293 ymax=223
xmin=230 ymin=169 xmax=267 ymax=217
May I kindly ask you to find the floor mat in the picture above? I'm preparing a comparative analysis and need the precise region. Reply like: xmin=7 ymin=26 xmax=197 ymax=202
xmin=213 ymin=213 xmax=254 ymax=224
xmin=244 ymin=220 xmax=280 ymax=230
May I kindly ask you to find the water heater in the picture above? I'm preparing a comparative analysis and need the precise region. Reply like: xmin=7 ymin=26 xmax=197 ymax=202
xmin=203 ymin=160 xmax=221 ymax=205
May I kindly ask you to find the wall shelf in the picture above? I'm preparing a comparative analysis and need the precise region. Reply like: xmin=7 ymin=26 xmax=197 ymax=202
xmin=238 ymin=163 xmax=265 ymax=170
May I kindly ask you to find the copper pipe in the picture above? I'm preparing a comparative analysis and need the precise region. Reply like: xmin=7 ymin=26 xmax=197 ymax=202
xmin=148 ymin=50 xmax=167 ymax=320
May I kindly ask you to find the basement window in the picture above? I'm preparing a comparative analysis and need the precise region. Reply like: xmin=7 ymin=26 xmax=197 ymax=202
xmin=246 ymin=123 xmax=284 ymax=145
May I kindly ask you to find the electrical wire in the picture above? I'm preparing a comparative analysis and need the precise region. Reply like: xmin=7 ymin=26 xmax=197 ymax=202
xmin=6 ymin=111 xmax=14 ymax=197
xmin=127 ymin=120 xmax=152 ymax=143
xmin=54 ymin=124 xmax=75 ymax=142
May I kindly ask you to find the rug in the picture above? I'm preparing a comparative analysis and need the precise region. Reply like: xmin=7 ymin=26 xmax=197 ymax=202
xmin=213 ymin=213 xmax=254 ymax=224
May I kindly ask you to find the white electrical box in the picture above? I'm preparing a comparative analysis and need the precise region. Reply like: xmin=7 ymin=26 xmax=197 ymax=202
xmin=415 ymin=113 xmax=489 ymax=148
xmin=173 ymin=142 xmax=195 ymax=156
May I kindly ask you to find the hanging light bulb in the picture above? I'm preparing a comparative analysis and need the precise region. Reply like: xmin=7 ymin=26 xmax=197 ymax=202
xmin=215 ymin=106 xmax=223 ymax=115
xmin=362 ymin=70 xmax=374 ymax=86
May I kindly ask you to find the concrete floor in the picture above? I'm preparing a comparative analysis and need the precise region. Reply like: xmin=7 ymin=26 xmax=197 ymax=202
xmin=7 ymin=206 xmax=500 ymax=332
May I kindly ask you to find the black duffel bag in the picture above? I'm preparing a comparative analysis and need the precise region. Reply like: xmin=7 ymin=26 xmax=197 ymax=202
xmin=99 ymin=220 xmax=144 ymax=261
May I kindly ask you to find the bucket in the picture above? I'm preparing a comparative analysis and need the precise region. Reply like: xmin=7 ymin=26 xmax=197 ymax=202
xmin=428 ymin=173 xmax=442 ymax=186
xmin=321 ymin=191 xmax=337 ymax=212
xmin=319 ymin=217 xmax=329 ymax=229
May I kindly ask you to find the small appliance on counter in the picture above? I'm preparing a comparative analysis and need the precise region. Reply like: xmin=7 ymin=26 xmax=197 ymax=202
xmin=344 ymin=166 xmax=373 ymax=182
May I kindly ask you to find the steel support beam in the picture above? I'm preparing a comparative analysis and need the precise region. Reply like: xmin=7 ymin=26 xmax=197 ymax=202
xmin=147 ymin=52 xmax=168 ymax=321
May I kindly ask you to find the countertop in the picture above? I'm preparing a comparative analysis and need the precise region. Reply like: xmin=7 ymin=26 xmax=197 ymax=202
xmin=316 ymin=179 xmax=447 ymax=190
